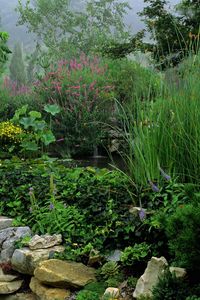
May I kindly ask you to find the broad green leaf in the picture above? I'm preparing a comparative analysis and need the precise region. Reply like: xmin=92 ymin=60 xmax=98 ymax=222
xmin=32 ymin=120 xmax=46 ymax=131
xmin=44 ymin=104 xmax=61 ymax=116
xmin=29 ymin=111 xmax=42 ymax=119
xmin=19 ymin=117 xmax=36 ymax=129
xmin=21 ymin=141 xmax=39 ymax=151
xmin=12 ymin=105 xmax=28 ymax=122
xmin=41 ymin=131 xmax=56 ymax=145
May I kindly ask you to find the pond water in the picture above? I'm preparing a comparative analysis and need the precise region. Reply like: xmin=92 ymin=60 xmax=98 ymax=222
xmin=60 ymin=154 xmax=125 ymax=170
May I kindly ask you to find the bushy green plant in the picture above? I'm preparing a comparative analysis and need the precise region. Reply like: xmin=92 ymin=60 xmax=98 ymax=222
xmin=165 ymin=203 xmax=200 ymax=274
xmin=105 ymin=273 xmax=124 ymax=288
xmin=84 ymin=282 xmax=107 ymax=298
xmin=0 ymin=31 xmax=11 ymax=74
xmin=108 ymin=58 xmax=162 ymax=105
xmin=76 ymin=290 xmax=100 ymax=300
xmin=100 ymin=261 xmax=120 ymax=279
xmin=127 ymin=276 xmax=138 ymax=288
xmin=120 ymin=242 xmax=151 ymax=266
xmin=9 ymin=104 xmax=60 ymax=157
xmin=0 ymin=121 xmax=23 ymax=154
xmin=35 ymin=54 xmax=114 ymax=156
xmin=152 ymin=269 xmax=190 ymax=300
xmin=0 ymin=159 xmax=146 ymax=257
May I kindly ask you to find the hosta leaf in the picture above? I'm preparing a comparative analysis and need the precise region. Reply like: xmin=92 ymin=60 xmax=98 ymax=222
xmin=33 ymin=120 xmax=46 ymax=131
xmin=19 ymin=117 xmax=35 ymax=129
xmin=21 ymin=141 xmax=38 ymax=151
xmin=44 ymin=104 xmax=61 ymax=116
xmin=29 ymin=111 xmax=42 ymax=119
xmin=41 ymin=131 xmax=56 ymax=145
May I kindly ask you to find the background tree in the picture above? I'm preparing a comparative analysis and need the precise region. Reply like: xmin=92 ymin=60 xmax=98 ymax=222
xmin=0 ymin=31 xmax=12 ymax=75
xmin=101 ymin=0 xmax=200 ymax=67
xmin=9 ymin=43 xmax=26 ymax=86
xmin=17 ymin=0 xmax=131 ymax=58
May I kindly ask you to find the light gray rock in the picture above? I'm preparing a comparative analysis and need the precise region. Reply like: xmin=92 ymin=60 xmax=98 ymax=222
xmin=1 ymin=248 xmax=16 ymax=262
xmin=0 ymin=227 xmax=31 ymax=262
xmin=11 ymin=246 xmax=65 ymax=275
xmin=28 ymin=234 xmax=62 ymax=250
xmin=0 ymin=267 xmax=18 ymax=282
xmin=15 ymin=227 xmax=31 ymax=239
xmin=169 ymin=267 xmax=187 ymax=279
xmin=0 ymin=228 xmax=15 ymax=247
xmin=0 ymin=280 xmax=23 ymax=294
xmin=106 ymin=250 xmax=122 ymax=262
xmin=0 ymin=217 xmax=13 ymax=230
xmin=133 ymin=256 xmax=168 ymax=299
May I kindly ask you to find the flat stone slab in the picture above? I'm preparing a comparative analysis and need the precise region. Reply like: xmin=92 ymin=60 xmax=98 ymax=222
xmin=28 ymin=234 xmax=62 ymax=250
xmin=34 ymin=259 xmax=96 ymax=289
xmin=0 ymin=280 xmax=23 ymax=294
xmin=0 ymin=217 xmax=13 ymax=230
xmin=30 ymin=277 xmax=70 ymax=300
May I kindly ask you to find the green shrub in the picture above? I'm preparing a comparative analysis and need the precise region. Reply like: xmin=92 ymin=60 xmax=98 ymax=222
xmin=100 ymin=261 xmax=120 ymax=279
xmin=35 ymin=54 xmax=114 ymax=156
xmin=152 ymin=269 xmax=190 ymax=300
xmin=84 ymin=282 xmax=107 ymax=297
xmin=120 ymin=242 xmax=151 ymax=266
xmin=127 ymin=276 xmax=138 ymax=288
xmin=0 ymin=159 xmax=143 ymax=255
xmin=166 ymin=203 xmax=200 ymax=274
xmin=76 ymin=290 xmax=100 ymax=300
xmin=107 ymin=58 xmax=162 ymax=105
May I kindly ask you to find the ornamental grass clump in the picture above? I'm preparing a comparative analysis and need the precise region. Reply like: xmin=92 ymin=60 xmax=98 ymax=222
xmin=121 ymin=51 xmax=200 ymax=185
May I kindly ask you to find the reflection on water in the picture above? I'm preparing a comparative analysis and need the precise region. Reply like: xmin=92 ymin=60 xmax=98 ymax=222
xmin=61 ymin=154 xmax=125 ymax=170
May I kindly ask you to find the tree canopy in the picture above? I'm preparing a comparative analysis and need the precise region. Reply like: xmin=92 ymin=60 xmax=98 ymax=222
xmin=17 ymin=0 xmax=131 ymax=57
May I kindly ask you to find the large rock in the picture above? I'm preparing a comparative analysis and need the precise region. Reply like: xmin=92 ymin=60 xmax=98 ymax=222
xmin=0 ymin=280 xmax=23 ymax=294
xmin=0 ymin=217 xmax=13 ymax=230
xmin=34 ymin=259 xmax=96 ymax=289
xmin=11 ymin=246 xmax=64 ymax=275
xmin=169 ymin=267 xmax=187 ymax=279
xmin=133 ymin=256 xmax=168 ymax=299
xmin=28 ymin=234 xmax=62 ymax=250
xmin=30 ymin=277 xmax=70 ymax=300
xmin=0 ymin=227 xmax=31 ymax=262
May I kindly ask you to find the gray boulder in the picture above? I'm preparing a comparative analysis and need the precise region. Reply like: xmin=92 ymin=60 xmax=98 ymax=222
xmin=11 ymin=246 xmax=65 ymax=275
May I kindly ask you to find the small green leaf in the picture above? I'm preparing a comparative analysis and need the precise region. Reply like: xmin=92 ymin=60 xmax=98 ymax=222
xmin=32 ymin=121 xmax=46 ymax=131
xmin=41 ymin=131 xmax=56 ymax=145
xmin=29 ymin=111 xmax=42 ymax=119
xmin=21 ymin=141 xmax=39 ymax=151
xmin=44 ymin=104 xmax=61 ymax=116
xmin=12 ymin=105 xmax=28 ymax=122
xmin=19 ymin=117 xmax=35 ymax=129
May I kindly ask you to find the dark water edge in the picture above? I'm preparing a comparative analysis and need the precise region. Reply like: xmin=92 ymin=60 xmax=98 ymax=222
xmin=60 ymin=154 xmax=125 ymax=170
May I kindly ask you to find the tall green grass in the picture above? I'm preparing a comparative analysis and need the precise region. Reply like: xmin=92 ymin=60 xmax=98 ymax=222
xmin=120 ymin=52 xmax=200 ymax=185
